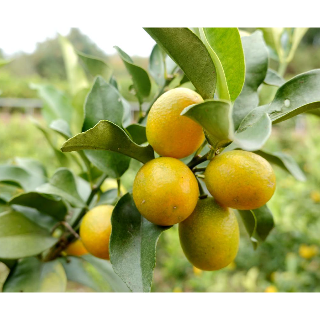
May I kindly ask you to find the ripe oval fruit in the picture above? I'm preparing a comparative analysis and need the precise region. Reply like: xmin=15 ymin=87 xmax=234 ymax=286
xmin=205 ymin=150 xmax=276 ymax=210
xmin=132 ymin=157 xmax=199 ymax=226
xmin=146 ymin=88 xmax=205 ymax=159
xmin=179 ymin=197 xmax=239 ymax=271
xmin=65 ymin=239 xmax=88 ymax=257
xmin=80 ymin=205 xmax=113 ymax=260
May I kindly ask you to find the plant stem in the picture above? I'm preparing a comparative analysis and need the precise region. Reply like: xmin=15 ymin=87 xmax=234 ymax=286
xmin=117 ymin=178 xmax=121 ymax=198
xmin=197 ymin=179 xmax=208 ymax=199
xmin=278 ymin=60 xmax=288 ymax=77
xmin=187 ymin=152 xmax=210 ymax=169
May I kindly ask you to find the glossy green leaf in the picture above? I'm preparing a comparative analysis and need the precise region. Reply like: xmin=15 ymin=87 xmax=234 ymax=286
xmin=0 ymin=211 xmax=57 ymax=259
xmin=110 ymin=193 xmax=170 ymax=292
xmin=0 ymin=165 xmax=46 ymax=192
xmin=9 ymin=192 xmax=68 ymax=221
xmin=3 ymin=257 xmax=67 ymax=292
xmin=14 ymin=158 xmax=47 ymax=178
xmin=264 ymin=69 xmax=285 ymax=87
xmin=50 ymin=119 xmax=72 ymax=139
xmin=61 ymin=120 xmax=154 ymax=164
xmin=81 ymin=76 xmax=130 ymax=178
xmin=83 ymin=76 xmax=124 ymax=130
xmin=115 ymin=46 xmax=151 ymax=101
xmin=255 ymin=150 xmax=306 ymax=181
xmin=233 ymin=31 xmax=269 ymax=129
xmin=200 ymin=28 xmax=245 ymax=101
xmin=268 ymin=69 xmax=320 ymax=123
xmin=144 ymin=28 xmax=216 ymax=99
xmin=59 ymin=35 xmax=89 ymax=96
xmin=97 ymin=189 xmax=118 ymax=206
xmin=36 ymin=168 xmax=85 ymax=207
xmin=30 ymin=83 xmax=73 ymax=125
xmin=61 ymin=255 xmax=129 ymax=292
xmin=78 ymin=51 xmax=112 ymax=81
xmin=0 ymin=183 xmax=23 ymax=203
xmin=181 ymin=100 xmax=233 ymax=148
xmin=126 ymin=124 xmax=147 ymax=145
xmin=149 ymin=44 xmax=165 ymax=87
xmin=238 ymin=205 xmax=274 ymax=249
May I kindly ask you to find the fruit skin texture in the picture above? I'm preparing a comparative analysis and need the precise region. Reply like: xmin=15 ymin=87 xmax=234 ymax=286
xmin=205 ymin=150 xmax=276 ymax=210
xmin=133 ymin=157 xmax=199 ymax=226
xmin=65 ymin=239 xmax=88 ymax=257
xmin=80 ymin=205 xmax=113 ymax=260
xmin=146 ymin=88 xmax=205 ymax=159
xmin=179 ymin=197 xmax=239 ymax=271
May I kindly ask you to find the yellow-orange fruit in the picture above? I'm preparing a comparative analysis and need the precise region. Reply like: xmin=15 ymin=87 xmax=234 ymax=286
xmin=179 ymin=197 xmax=239 ymax=271
xmin=65 ymin=239 xmax=88 ymax=257
xmin=205 ymin=150 xmax=276 ymax=210
xmin=146 ymin=88 xmax=205 ymax=159
xmin=80 ymin=205 xmax=113 ymax=260
xmin=132 ymin=157 xmax=199 ymax=226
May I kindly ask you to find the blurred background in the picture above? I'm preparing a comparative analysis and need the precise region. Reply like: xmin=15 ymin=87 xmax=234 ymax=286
xmin=1 ymin=28 xmax=320 ymax=292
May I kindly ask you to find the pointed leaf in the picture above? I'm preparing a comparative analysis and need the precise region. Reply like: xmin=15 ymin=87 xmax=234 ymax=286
xmin=255 ymin=150 xmax=306 ymax=181
xmin=144 ymin=28 xmax=216 ymax=99
xmin=36 ymin=168 xmax=85 ymax=207
xmin=78 ymin=51 xmax=112 ymax=81
xmin=61 ymin=120 xmax=154 ymax=164
xmin=115 ymin=46 xmax=151 ymax=101
xmin=233 ymin=31 xmax=269 ymax=129
xmin=238 ymin=205 xmax=274 ymax=249
xmin=3 ymin=258 xmax=67 ymax=292
xmin=110 ymin=193 xmax=170 ymax=292
xmin=0 ymin=211 xmax=57 ymax=259
xmin=50 ymin=119 xmax=72 ymax=139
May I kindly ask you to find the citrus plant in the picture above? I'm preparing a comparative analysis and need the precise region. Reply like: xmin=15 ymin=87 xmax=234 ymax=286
xmin=1 ymin=28 xmax=320 ymax=292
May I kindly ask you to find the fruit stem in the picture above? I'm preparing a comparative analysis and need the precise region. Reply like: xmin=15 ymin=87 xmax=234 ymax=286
xmin=197 ymin=179 xmax=208 ymax=199
xmin=117 ymin=178 xmax=121 ymax=198
xmin=187 ymin=152 xmax=210 ymax=169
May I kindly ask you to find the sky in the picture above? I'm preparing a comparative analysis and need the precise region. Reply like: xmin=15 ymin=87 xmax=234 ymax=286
xmin=0 ymin=25 xmax=155 ymax=57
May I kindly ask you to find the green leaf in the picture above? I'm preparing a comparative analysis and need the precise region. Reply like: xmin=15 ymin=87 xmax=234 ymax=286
xmin=36 ymin=168 xmax=85 ymax=208
xmin=181 ymin=100 xmax=233 ymax=148
xmin=268 ymin=69 xmax=320 ymax=123
xmin=110 ymin=193 xmax=170 ymax=292
xmin=232 ymin=111 xmax=272 ymax=151
xmin=149 ymin=44 xmax=166 ymax=87
xmin=126 ymin=124 xmax=147 ymax=145
xmin=78 ymin=51 xmax=112 ymax=81
xmin=200 ymin=28 xmax=245 ymax=101
xmin=97 ymin=189 xmax=118 ymax=206
xmin=81 ymin=76 xmax=130 ymax=178
xmin=0 ymin=211 xmax=57 ymax=259
xmin=238 ymin=205 xmax=274 ymax=249
xmin=61 ymin=255 xmax=129 ymax=292
xmin=115 ymin=46 xmax=151 ymax=102
xmin=144 ymin=28 xmax=216 ymax=99
xmin=0 ymin=165 xmax=46 ymax=192
xmin=61 ymin=120 xmax=154 ymax=164
xmin=9 ymin=192 xmax=68 ymax=221
xmin=14 ymin=158 xmax=47 ymax=178
xmin=82 ymin=76 xmax=124 ymax=130
xmin=3 ymin=257 xmax=66 ymax=292
xmin=285 ymin=28 xmax=308 ymax=63
xmin=233 ymin=31 xmax=269 ymax=129
xmin=264 ymin=69 xmax=285 ymax=87
xmin=30 ymin=83 xmax=74 ymax=125
xmin=0 ymin=183 xmax=23 ymax=203
xmin=50 ymin=119 xmax=72 ymax=139
xmin=0 ymin=258 xmax=16 ymax=269
xmin=31 ymin=117 xmax=70 ymax=167
xmin=255 ymin=150 xmax=306 ymax=182
xmin=59 ymin=35 xmax=89 ymax=96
